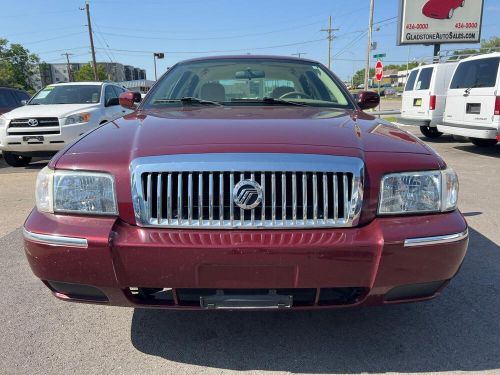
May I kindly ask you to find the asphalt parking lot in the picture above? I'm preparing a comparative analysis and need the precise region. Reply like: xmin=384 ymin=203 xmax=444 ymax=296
xmin=0 ymin=128 xmax=499 ymax=375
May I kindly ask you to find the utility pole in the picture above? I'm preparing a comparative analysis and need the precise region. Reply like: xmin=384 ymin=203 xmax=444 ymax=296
xmin=292 ymin=52 xmax=306 ymax=58
xmin=320 ymin=16 xmax=339 ymax=69
xmin=81 ymin=1 xmax=98 ymax=81
xmin=364 ymin=0 xmax=375 ymax=90
xmin=62 ymin=52 xmax=74 ymax=82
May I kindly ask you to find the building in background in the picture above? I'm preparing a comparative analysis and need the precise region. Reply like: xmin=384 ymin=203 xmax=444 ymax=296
xmin=32 ymin=62 xmax=147 ymax=90
xmin=119 ymin=79 xmax=155 ymax=94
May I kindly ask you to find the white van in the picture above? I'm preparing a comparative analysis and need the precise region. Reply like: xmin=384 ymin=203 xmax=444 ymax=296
xmin=400 ymin=62 xmax=458 ymax=138
xmin=438 ymin=52 xmax=500 ymax=147
xmin=0 ymin=82 xmax=133 ymax=166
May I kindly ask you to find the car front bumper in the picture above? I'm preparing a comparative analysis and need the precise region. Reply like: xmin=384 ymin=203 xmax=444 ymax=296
xmin=0 ymin=121 xmax=95 ymax=154
xmin=23 ymin=209 xmax=468 ymax=309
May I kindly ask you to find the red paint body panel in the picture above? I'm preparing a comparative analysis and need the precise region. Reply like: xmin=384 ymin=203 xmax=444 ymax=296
xmin=422 ymin=0 xmax=464 ymax=19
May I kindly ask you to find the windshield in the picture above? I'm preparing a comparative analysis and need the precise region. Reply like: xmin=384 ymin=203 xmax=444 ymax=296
xmin=143 ymin=58 xmax=352 ymax=108
xmin=30 ymin=85 xmax=101 ymax=105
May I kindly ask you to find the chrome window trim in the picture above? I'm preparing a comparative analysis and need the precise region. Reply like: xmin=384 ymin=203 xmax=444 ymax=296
xmin=130 ymin=153 xmax=365 ymax=229
xmin=404 ymin=229 xmax=468 ymax=247
xmin=23 ymin=228 xmax=88 ymax=248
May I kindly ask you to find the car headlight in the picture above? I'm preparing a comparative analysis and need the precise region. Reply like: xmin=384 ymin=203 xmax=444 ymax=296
xmin=379 ymin=169 xmax=458 ymax=215
xmin=36 ymin=167 xmax=117 ymax=215
xmin=63 ymin=112 xmax=91 ymax=125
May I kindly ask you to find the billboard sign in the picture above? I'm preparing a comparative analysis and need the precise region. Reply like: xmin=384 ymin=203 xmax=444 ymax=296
xmin=397 ymin=0 xmax=484 ymax=45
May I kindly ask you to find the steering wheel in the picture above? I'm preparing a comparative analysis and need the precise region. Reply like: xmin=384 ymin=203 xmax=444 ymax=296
xmin=279 ymin=91 xmax=312 ymax=100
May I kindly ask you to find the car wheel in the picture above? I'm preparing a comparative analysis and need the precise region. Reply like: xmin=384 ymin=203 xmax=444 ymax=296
xmin=2 ymin=152 xmax=32 ymax=167
xmin=420 ymin=125 xmax=443 ymax=139
xmin=470 ymin=138 xmax=498 ymax=147
xmin=460 ymin=0 xmax=465 ymax=7
xmin=448 ymin=8 xmax=454 ymax=19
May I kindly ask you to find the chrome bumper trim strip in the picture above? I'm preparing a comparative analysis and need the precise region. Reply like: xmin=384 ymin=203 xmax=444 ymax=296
xmin=23 ymin=228 xmax=88 ymax=248
xmin=404 ymin=229 xmax=468 ymax=247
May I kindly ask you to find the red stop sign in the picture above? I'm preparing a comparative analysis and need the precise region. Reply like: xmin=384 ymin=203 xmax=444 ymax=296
xmin=375 ymin=60 xmax=383 ymax=82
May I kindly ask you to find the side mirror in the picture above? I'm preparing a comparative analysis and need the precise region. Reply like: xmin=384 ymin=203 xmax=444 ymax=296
xmin=105 ymin=97 xmax=120 ymax=107
xmin=357 ymin=91 xmax=380 ymax=110
xmin=119 ymin=91 xmax=142 ymax=109
xmin=21 ymin=100 xmax=28 ymax=106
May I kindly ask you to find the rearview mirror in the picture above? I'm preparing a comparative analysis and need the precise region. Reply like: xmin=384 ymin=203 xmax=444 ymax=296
xmin=357 ymin=91 xmax=380 ymax=110
xmin=235 ymin=69 xmax=265 ymax=79
xmin=119 ymin=91 xmax=142 ymax=109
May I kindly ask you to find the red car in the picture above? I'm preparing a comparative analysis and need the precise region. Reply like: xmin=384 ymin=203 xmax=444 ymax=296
xmin=24 ymin=56 xmax=468 ymax=310
xmin=422 ymin=0 xmax=465 ymax=19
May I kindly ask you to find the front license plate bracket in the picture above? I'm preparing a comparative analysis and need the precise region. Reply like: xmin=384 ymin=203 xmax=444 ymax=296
xmin=200 ymin=290 xmax=293 ymax=309
xmin=23 ymin=136 xmax=44 ymax=142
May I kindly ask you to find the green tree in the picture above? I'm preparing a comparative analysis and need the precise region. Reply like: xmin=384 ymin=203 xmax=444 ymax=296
xmin=0 ymin=38 xmax=39 ymax=90
xmin=73 ymin=64 xmax=107 ymax=81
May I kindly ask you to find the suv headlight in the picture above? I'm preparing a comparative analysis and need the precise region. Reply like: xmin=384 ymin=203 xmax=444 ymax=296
xmin=63 ymin=112 xmax=91 ymax=125
xmin=379 ymin=169 xmax=458 ymax=215
xmin=36 ymin=167 xmax=117 ymax=215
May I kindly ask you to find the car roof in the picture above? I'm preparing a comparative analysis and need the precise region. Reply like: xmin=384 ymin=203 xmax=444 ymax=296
xmin=46 ymin=82 xmax=105 ymax=86
xmin=457 ymin=52 xmax=500 ymax=62
xmin=177 ymin=55 xmax=323 ymax=66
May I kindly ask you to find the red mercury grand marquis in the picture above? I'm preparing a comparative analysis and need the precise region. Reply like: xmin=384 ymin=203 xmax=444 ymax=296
xmin=24 ymin=56 xmax=468 ymax=310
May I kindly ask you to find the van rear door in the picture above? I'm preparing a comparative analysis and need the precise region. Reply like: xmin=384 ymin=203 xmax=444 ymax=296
xmin=445 ymin=56 xmax=500 ymax=128
xmin=412 ymin=67 xmax=434 ymax=118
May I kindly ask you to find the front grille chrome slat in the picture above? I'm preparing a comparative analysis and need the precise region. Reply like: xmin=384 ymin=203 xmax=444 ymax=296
xmin=132 ymin=153 xmax=363 ymax=229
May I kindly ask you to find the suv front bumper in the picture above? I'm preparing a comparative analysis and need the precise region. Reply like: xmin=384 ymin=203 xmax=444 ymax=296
xmin=23 ymin=209 xmax=468 ymax=309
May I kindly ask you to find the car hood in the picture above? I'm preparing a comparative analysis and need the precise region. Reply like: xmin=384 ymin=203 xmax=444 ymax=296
xmin=54 ymin=106 xmax=435 ymax=169
xmin=3 ymin=103 xmax=99 ymax=119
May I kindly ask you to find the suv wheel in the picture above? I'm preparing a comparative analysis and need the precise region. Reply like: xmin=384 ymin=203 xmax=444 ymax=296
xmin=420 ymin=125 xmax=443 ymax=139
xmin=470 ymin=138 xmax=498 ymax=147
xmin=2 ymin=152 xmax=32 ymax=167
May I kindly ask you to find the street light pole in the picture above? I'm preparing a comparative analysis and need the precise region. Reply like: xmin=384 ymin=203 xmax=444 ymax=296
xmin=153 ymin=52 xmax=164 ymax=80
xmin=364 ymin=0 xmax=375 ymax=90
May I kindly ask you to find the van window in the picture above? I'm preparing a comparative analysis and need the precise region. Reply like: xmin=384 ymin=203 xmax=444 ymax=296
xmin=405 ymin=70 xmax=418 ymax=91
xmin=450 ymin=57 xmax=500 ymax=89
xmin=416 ymin=67 xmax=433 ymax=90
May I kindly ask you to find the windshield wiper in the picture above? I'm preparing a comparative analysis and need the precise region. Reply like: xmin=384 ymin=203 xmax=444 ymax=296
xmin=153 ymin=97 xmax=222 ymax=106
xmin=231 ymin=97 xmax=309 ymax=107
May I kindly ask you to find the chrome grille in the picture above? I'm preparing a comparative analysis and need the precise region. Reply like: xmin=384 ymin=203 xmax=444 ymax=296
xmin=131 ymin=154 xmax=364 ymax=229
xmin=8 ymin=117 xmax=60 ymax=135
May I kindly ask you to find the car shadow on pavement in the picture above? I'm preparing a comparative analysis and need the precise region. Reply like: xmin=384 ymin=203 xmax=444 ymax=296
xmin=0 ymin=157 xmax=48 ymax=170
xmin=453 ymin=145 xmax=500 ymax=159
xmin=130 ymin=227 xmax=500 ymax=373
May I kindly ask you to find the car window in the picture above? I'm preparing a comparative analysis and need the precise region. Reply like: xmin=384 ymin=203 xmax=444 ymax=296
xmin=0 ymin=89 xmax=17 ymax=107
xmin=415 ymin=67 xmax=433 ymax=90
xmin=111 ymin=86 xmax=125 ymax=97
xmin=450 ymin=57 xmax=500 ymax=89
xmin=144 ymin=58 xmax=352 ymax=108
xmin=13 ymin=90 xmax=30 ymax=103
xmin=30 ymin=85 xmax=101 ymax=105
xmin=104 ymin=85 xmax=118 ymax=106
xmin=405 ymin=70 xmax=418 ymax=91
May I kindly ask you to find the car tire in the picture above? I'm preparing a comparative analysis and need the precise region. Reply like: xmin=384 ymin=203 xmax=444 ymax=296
xmin=2 ymin=152 xmax=32 ymax=167
xmin=460 ymin=0 xmax=465 ymax=7
xmin=470 ymin=138 xmax=498 ymax=147
xmin=420 ymin=125 xmax=443 ymax=139
xmin=452 ymin=135 xmax=469 ymax=142
xmin=448 ymin=8 xmax=454 ymax=19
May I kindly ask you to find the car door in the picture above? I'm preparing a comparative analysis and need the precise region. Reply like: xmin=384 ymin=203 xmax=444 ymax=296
xmin=103 ymin=85 xmax=122 ymax=120
xmin=445 ymin=56 xmax=500 ymax=128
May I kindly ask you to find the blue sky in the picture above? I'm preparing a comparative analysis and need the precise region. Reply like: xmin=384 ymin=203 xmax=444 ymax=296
xmin=2 ymin=0 xmax=499 ymax=80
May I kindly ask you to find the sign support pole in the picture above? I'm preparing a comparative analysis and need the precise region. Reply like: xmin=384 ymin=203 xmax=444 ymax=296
xmin=433 ymin=44 xmax=441 ymax=63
